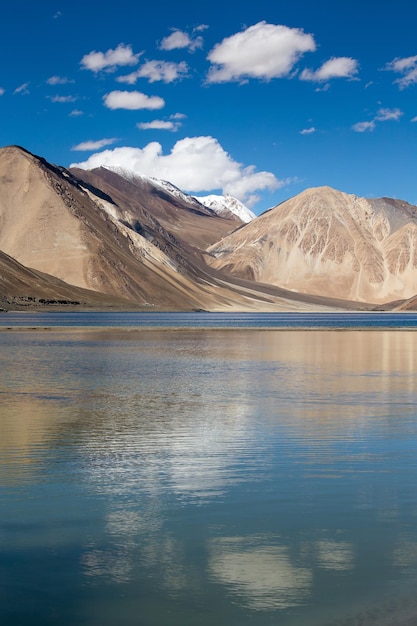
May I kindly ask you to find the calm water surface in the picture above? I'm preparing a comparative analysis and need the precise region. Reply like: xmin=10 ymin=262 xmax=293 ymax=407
xmin=2 ymin=310 xmax=417 ymax=328
xmin=1 ymin=314 xmax=417 ymax=625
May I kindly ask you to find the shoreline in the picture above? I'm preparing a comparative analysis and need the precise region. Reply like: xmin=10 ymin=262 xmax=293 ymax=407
xmin=2 ymin=310 xmax=417 ymax=332
xmin=2 ymin=325 xmax=417 ymax=332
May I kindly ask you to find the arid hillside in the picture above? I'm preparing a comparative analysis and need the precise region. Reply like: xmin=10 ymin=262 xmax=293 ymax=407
xmin=207 ymin=186 xmax=417 ymax=304
xmin=0 ymin=249 xmax=136 ymax=311
xmin=1 ymin=145 xmax=350 ymax=312
xmin=69 ymin=165 xmax=243 ymax=251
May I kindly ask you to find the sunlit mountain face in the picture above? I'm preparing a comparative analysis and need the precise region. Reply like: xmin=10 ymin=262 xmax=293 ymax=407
xmin=2 ymin=145 xmax=417 ymax=311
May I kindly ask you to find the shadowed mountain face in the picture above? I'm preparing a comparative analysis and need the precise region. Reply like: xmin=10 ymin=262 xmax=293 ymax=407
xmin=69 ymin=165 xmax=244 ymax=251
xmin=207 ymin=186 xmax=417 ymax=304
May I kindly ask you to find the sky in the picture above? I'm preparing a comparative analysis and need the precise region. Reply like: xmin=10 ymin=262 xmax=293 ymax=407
xmin=1 ymin=0 xmax=416 ymax=214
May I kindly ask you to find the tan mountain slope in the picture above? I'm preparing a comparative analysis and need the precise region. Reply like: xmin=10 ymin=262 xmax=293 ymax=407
xmin=207 ymin=186 xmax=417 ymax=304
xmin=0 ymin=145 xmax=226 ymax=309
xmin=0 ymin=146 xmax=346 ymax=311
xmin=69 ymin=166 xmax=243 ymax=251
xmin=0 ymin=249 xmax=136 ymax=311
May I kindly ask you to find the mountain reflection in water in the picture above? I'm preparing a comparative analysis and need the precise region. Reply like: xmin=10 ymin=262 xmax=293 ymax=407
xmin=1 ymin=326 xmax=417 ymax=626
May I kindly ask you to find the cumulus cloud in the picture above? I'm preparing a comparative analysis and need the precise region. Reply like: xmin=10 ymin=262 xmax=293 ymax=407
xmin=70 ymin=135 xmax=284 ymax=206
xmin=160 ymin=29 xmax=203 ymax=52
xmin=71 ymin=138 xmax=118 ymax=151
xmin=137 ymin=119 xmax=181 ymax=131
xmin=117 ymin=61 xmax=189 ymax=84
xmin=300 ymin=127 xmax=316 ymax=135
xmin=47 ymin=76 xmax=74 ymax=85
xmin=300 ymin=56 xmax=359 ymax=82
xmin=103 ymin=90 xmax=165 ymax=110
xmin=81 ymin=44 xmax=141 ymax=73
xmin=159 ymin=24 xmax=204 ymax=52
xmin=385 ymin=55 xmax=417 ymax=89
xmin=206 ymin=21 xmax=316 ymax=83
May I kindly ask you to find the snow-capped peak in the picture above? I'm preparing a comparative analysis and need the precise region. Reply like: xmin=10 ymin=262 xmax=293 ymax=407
xmin=101 ymin=166 xmax=255 ymax=222
xmin=102 ymin=166 xmax=204 ymax=209
xmin=193 ymin=194 xmax=255 ymax=223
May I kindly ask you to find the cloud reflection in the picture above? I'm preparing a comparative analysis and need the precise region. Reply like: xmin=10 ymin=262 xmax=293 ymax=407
xmin=208 ymin=536 xmax=312 ymax=610
xmin=315 ymin=539 xmax=355 ymax=571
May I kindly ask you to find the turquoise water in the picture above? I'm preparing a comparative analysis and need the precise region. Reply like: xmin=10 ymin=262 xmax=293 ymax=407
xmin=1 ymin=316 xmax=417 ymax=625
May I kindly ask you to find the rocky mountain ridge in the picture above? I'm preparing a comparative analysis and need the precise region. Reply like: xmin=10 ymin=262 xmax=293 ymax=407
xmin=95 ymin=165 xmax=254 ymax=223
xmin=1 ymin=145 xmax=417 ymax=310
xmin=193 ymin=194 xmax=256 ymax=223
xmin=207 ymin=186 xmax=417 ymax=304
xmin=0 ymin=145 xmax=345 ymax=311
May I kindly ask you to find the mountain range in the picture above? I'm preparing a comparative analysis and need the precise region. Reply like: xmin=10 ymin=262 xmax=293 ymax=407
xmin=0 ymin=145 xmax=416 ymax=311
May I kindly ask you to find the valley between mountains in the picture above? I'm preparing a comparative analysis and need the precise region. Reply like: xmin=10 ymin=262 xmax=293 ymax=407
xmin=1 ymin=144 xmax=416 ymax=312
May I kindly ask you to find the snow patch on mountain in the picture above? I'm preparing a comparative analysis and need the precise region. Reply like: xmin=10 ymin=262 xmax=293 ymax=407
xmin=103 ymin=166 xmax=205 ymax=210
xmin=194 ymin=194 xmax=255 ymax=223
xmin=101 ymin=165 xmax=253 ymax=222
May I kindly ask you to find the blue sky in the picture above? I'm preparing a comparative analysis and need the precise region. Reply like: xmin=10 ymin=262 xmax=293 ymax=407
xmin=1 ymin=0 xmax=416 ymax=214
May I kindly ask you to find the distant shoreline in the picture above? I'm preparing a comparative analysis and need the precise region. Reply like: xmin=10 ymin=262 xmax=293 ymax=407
xmin=2 ymin=325 xmax=417 ymax=333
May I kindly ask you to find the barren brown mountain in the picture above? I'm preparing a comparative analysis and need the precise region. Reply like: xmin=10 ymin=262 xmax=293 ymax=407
xmin=207 ymin=186 xmax=417 ymax=304
xmin=0 ymin=145 xmax=242 ymax=309
xmin=0 ymin=249 xmax=135 ymax=311
xmin=1 ymin=145 xmax=347 ymax=311
xmin=69 ymin=165 xmax=243 ymax=251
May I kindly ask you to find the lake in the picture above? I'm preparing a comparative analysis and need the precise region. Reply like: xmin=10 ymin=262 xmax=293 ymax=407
xmin=1 ymin=312 xmax=417 ymax=625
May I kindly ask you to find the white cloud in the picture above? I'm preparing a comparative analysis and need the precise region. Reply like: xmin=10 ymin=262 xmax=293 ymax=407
xmin=81 ymin=44 xmax=141 ymax=73
xmin=69 ymin=109 xmax=84 ymax=117
xmin=50 ymin=95 xmax=77 ymax=103
xmin=71 ymin=138 xmax=118 ymax=151
xmin=14 ymin=82 xmax=30 ymax=95
xmin=103 ymin=90 xmax=165 ymax=110
xmin=70 ymin=135 xmax=284 ymax=206
xmin=300 ymin=57 xmax=359 ymax=82
xmin=117 ymin=61 xmax=189 ymax=84
xmin=387 ymin=55 xmax=417 ymax=72
xmin=314 ymin=83 xmax=330 ymax=92
xmin=352 ymin=121 xmax=376 ymax=132
xmin=194 ymin=24 xmax=209 ymax=33
xmin=206 ymin=21 xmax=316 ymax=84
xmin=116 ymin=72 xmax=140 ymax=86
xmin=223 ymin=169 xmax=284 ymax=207
xmin=47 ymin=76 xmax=74 ymax=85
xmin=137 ymin=119 xmax=182 ymax=131
xmin=353 ymin=107 xmax=403 ymax=132
xmin=385 ymin=55 xmax=417 ymax=89
xmin=0 ymin=88 xmax=4 ymax=96
xmin=375 ymin=107 xmax=403 ymax=121
xmin=160 ymin=29 xmax=203 ymax=52
xmin=411 ymin=116 xmax=417 ymax=123
xmin=300 ymin=127 xmax=316 ymax=135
